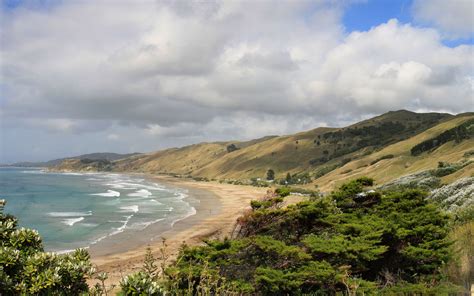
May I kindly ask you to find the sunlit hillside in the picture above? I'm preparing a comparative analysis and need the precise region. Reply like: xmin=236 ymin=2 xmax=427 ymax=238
xmin=53 ymin=110 xmax=474 ymax=191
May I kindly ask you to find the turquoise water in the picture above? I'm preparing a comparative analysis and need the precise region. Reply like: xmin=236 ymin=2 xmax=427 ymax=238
xmin=0 ymin=167 xmax=195 ymax=252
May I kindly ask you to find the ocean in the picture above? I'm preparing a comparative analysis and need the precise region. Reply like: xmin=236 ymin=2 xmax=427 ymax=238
xmin=0 ymin=167 xmax=197 ymax=253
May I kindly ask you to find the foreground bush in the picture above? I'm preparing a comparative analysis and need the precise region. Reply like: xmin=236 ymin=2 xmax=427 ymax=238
xmin=121 ymin=178 xmax=460 ymax=295
xmin=0 ymin=201 xmax=93 ymax=295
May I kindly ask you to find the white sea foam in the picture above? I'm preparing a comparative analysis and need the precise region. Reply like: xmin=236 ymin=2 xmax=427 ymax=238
xmin=90 ymin=190 xmax=120 ymax=197
xmin=110 ymin=215 xmax=133 ymax=235
xmin=127 ymin=189 xmax=152 ymax=197
xmin=174 ymin=192 xmax=188 ymax=200
xmin=62 ymin=217 xmax=84 ymax=226
xmin=110 ymin=182 xmax=166 ymax=191
xmin=90 ymin=214 xmax=134 ymax=245
xmin=62 ymin=172 xmax=85 ymax=176
xmin=48 ymin=211 xmax=92 ymax=217
xmin=105 ymin=183 xmax=137 ymax=190
xmin=152 ymin=207 xmax=173 ymax=212
xmin=130 ymin=218 xmax=165 ymax=230
xmin=120 ymin=205 xmax=139 ymax=213
xmin=21 ymin=170 xmax=46 ymax=174
xmin=171 ymin=207 xmax=196 ymax=227
xmin=81 ymin=223 xmax=99 ymax=228
xmin=86 ymin=177 xmax=102 ymax=181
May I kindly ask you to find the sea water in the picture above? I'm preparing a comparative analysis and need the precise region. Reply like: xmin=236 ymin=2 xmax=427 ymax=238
xmin=0 ymin=167 xmax=196 ymax=253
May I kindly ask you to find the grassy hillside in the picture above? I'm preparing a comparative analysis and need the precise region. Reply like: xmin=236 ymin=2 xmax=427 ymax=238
xmin=8 ymin=152 xmax=140 ymax=168
xmin=313 ymin=113 xmax=473 ymax=191
xmin=52 ymin=110 xmax=474 ymax=190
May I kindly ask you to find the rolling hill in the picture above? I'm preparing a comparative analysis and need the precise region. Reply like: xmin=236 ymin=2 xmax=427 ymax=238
xmin=7 ymin=152 xmax=141 ymax=168
xmin=52 ymin=110 xmax=474 ymax=191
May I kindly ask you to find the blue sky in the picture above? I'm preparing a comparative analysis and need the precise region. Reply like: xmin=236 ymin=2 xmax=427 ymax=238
xmin=343 ymin=0 xmax=473 ymax=47
xmin=344 ymin=0 xmax=413 ymax=31
xmin=1 ymin=0 xmax=473 ymax=162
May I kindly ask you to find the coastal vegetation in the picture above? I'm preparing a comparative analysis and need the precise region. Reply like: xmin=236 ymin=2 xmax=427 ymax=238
xmin=1 ymin=174 xmax=472 ymax=295
xmin=0 ymin=201 xmax=93 ymax=295
xmin=171 ymin=180 xmax=452 ymax=293
xmin=411 ymin=118 xmax=474 ymax=156
xmin=3 ymin=110 xmax=473 ymax=295
xmin=50 ymin=111 xmax=473 ymax=194
xmin=118 ymin=178 xmax=469 ymax=295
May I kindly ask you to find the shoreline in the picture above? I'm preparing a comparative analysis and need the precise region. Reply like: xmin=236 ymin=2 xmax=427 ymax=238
xmin=89 ymin=174 xmax=267 ymax=287
xmin=87 ymin=175 xmax=217 ymax=257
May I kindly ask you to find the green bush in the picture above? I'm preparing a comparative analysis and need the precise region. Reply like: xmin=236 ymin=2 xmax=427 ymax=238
xmin=370 ymin=154 xmax=394 ymax=165
xmin=160 ymin=177 xmax=455 ymax=294
xmin=430 ymin=161 xmax=472 ymax=177
xmin=0 ymin=201 xmax=93 ymax=295
xmin=411 ymin=119 xmax=474 ymax=156
xmin=119 ymin=272 xmax=164 ymax=295
xmin=275 ymin=187 xmax=290 ymax=197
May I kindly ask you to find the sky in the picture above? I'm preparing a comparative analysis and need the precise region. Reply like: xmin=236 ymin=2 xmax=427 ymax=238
xmin=0 ymin=0 xmax=473 ymax=163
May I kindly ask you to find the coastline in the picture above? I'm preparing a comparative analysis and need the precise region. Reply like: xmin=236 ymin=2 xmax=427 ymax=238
xmin=89 ymin=174 xmax=267 ymax=287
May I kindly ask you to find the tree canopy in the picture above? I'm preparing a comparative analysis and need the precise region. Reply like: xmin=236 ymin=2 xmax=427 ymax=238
xmin=159 ymin=178 xmax=456 ymax=294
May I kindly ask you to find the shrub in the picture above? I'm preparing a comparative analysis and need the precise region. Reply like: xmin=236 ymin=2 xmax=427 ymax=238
xmin=161 ymin=178 xmax=455 ymax=294
xmin=226 ymin=144 xmax=239 ymax=153
xmin=411 ymin=119 xmax=474 ymax=156
xmin=463 ymin=150 xmax=474 ymax=158
xmin=0 ymin=201 xmax=93 ymax=295
xmin=275 ymin=187 xmax=290 ymax=197
xmin=314 ymin=164 xmax=339 ymax=178
xmin=370 ymin=154 xmax=394 ymax=165
xmin=266 ymin=169 xmax=275 ymax=181
xmin=119 ymin=272 xmax=164 ymax=295
xmin=430 ymin=161 xmax=472 ymax=177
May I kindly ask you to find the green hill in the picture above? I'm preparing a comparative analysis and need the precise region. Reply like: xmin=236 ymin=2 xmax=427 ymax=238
xmin=52 ymin=110 xmax=474 ymax=190
xmin=7 ymin=152 xmax=141 ymax=168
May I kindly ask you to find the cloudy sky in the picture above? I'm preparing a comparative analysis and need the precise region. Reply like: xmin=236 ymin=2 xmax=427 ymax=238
xmin=1 ymin=0 xmax=473 ymax=163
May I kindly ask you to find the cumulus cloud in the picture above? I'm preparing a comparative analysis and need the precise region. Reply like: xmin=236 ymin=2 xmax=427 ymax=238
xmin=0 ymin=0 xmax=473 ymax=162
xmin=412 ymin=0 xmax=474 ymax=39
xmin=311 ymin=19 xmax=473 ymax=113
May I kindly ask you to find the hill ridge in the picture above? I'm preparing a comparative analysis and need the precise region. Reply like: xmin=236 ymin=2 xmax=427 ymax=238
xmin=51 ymin=110 xmax=473 ymax=190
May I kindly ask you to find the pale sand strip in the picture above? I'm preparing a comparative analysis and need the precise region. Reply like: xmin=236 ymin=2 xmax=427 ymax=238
xmin=89 ymin=176 xmax=267 ymax=288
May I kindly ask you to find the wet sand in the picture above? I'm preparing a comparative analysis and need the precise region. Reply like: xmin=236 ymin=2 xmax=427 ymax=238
xmin=89 ymin=175 xmax=267 ymax=288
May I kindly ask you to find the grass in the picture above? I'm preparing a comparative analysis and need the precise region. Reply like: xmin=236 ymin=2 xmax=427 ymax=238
xmin=445 ymin=221 xmax=474 ymax=294
xmin=55 ymin=112 xmax=473 ymax=192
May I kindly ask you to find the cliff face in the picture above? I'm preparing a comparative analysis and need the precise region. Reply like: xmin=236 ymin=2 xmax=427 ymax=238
xmin=52 ymin=110 xmax=474 ymax=190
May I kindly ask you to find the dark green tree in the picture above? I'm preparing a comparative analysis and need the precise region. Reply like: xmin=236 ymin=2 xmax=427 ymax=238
xmin=266 ymin=169 xmax=275 ymax=180
xmin=285 ymin=172 xmax=292 ymax=184
xmin=226 ymin=144 xmax=239 ymax=153
xmin=162 ymin=178 xmax=455 ymax=294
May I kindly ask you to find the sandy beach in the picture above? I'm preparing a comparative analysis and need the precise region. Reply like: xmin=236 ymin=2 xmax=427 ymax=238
xmin=89 ymin=175 xmax=267 ymax=288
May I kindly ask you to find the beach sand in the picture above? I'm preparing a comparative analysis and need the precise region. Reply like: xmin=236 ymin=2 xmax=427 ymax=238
xmin=89 ymin=176 xmax=267 ymax=288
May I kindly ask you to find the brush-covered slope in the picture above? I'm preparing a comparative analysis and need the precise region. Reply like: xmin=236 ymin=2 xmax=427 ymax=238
xmin=10 ymin=152 xmax=140 ymax=168
xmin=313 ymin=113 xmax=474 ymax=191
xmin=54 ymin=110 xmax=460 ymax=183
xmin=114 ymin=110 xmax=450 ymax=179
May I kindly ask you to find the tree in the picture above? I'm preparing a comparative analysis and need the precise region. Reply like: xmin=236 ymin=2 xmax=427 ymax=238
xmin=266 ymin=169 xmax=275 ymax=180
xmin=162 ymin=178 xmax=455 ymax=294
xmin=0 ymin=200 xmax=93 ymax=295
xmin=226 ymin=144 xmax=239 ymax=153
xmin=286 ymin=172 xmax=292 ymax=184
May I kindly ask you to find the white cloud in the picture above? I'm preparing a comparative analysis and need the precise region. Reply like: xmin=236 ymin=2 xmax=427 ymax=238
xmin=107 ymin=134 xmax=120 ymax=140
xmin=412 ymin=0 xmax=474 ymax=39
xmin=0 ymin=1 xmax=473 ymax=162
xmin=308 ymin=19 xmax=473 ymax=113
